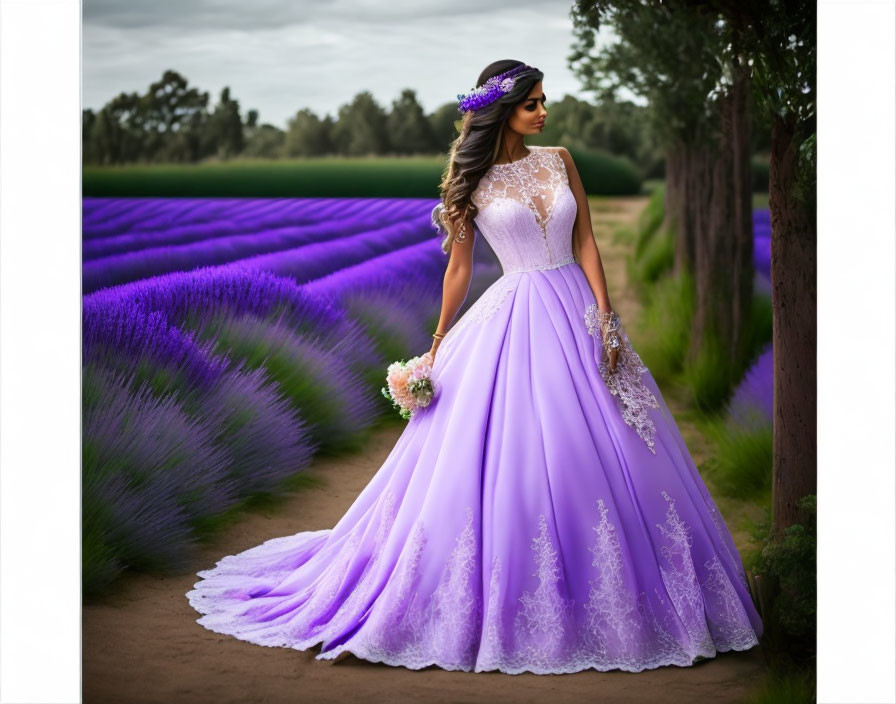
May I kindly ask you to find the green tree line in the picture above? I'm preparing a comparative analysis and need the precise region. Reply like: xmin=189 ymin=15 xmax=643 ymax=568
xmin=82 ymin=69 xmax=676 ymax=173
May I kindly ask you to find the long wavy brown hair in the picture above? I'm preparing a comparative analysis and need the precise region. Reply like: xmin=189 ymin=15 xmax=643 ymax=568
xmin=435 ymin=60 xmax=544 ymax=254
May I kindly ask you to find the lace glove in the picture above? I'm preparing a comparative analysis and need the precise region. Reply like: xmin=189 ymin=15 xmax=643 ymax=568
xmin=596 ymin=309 xmax=621 ymax=373
xmin=584 ymin=303 xmax=660 ymax=454
xmin=584 ymin=306 xmax=624 ymax=372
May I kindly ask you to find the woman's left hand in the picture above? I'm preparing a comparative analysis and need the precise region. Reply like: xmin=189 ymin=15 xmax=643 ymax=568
xmin=607 ymin=348 xmax=619 ymax=373
xmin=599 ymin=310 xmax=622 ymax=373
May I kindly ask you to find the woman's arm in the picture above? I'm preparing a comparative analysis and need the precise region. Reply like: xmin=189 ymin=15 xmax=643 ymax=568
xmin=429 ymin=213 xmax=475 ymax=358
xmin=556 ymin=147 xmax=613 ymax=313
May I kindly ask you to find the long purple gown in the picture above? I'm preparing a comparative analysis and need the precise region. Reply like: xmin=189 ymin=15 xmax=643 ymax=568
xmin=186 ymin=145 xmax=763 ymax=674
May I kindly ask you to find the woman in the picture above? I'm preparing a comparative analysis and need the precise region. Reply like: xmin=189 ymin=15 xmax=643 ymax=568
xmin=187 ymin=60 xmax=763 ymax=675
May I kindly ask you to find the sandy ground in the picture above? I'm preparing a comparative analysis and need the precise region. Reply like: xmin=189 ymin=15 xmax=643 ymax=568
xmin=82 ymin=195 xmax=767 ymax=703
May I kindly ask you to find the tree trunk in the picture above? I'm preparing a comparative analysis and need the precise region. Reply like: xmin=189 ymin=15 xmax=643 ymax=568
xmin=689 ymin=69 xmax=754 ymax=367
xmin=689 ymin=144 xmax=715 ymax=361
xmin=769 ymin=112 xmax=817 ymax=532
xmin=728 ymin=65 xmax=755 ymax=364
xmin=665 ymin=138 xmax=714 ymax=282
xmin=666 ymin=141 xmax=696 ymax=276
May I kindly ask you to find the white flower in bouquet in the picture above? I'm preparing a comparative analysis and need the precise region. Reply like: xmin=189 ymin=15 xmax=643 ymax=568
xmin=380 ymin=352 xmax=437 ymax=420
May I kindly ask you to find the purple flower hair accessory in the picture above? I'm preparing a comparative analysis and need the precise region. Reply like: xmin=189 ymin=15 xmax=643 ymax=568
xmin=456 ymin=63 xmax=537 ymax=113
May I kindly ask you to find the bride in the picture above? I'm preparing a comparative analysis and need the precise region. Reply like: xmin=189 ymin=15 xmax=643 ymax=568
xmin=187 ymin=60 xmax=763 ymax=675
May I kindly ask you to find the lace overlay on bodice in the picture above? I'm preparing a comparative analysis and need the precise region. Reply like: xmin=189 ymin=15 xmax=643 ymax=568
xmin=436 ymin=146 xmax=578 ymax=351
xmin=471 ymin=145 xmax=577 ymax=276
xmin=475 ymin=146 xmax=568 ymax=236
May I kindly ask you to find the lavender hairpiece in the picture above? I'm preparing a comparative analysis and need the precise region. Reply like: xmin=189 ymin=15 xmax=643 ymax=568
xmin=456 ymin=64 xmax=536 ymax=113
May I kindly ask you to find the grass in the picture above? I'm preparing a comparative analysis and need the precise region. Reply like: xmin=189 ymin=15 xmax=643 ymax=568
xmin=631 ymin=271 xmax=696 ymax=384
xmin=633 ymin=185 xmax=666 ymax=258
xmin=700 ymin=418 xmax=773 ymax=501
xmin=83 ymin=149 xmax=644 ymax=198
xmin=741 ymin=668 xmax=815 ymax=704
xmin=682 ymin=328 xmax=739 ymax=412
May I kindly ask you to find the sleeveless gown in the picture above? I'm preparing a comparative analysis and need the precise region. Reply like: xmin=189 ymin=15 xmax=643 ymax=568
xmin=186 ymin=145 xmax=763 ymax=674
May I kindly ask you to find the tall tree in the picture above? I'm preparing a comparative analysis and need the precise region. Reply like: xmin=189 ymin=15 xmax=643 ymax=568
xmin=204 ymin=86 xmax=245 ymax=159
xmin=244 ymin=124 xmax=286 ymax=159
xmin=571 ymin=2 xmax=755 ymax=373
xmin=82 ymin=109 xmax=96 ymax=162
xmin=428 ymin=102 xmax=462 ymax=154
xmin=713 ymin=0 xmax=817 ymax=531
xmin=243 ymin=110 xmax=287 ymax=158
xmin=87 ymin=91 xmax=145 ymax=164
xmin=331 ymin=91 xmax=390 ymax=156
xmin=139 ymin=70 xmax=209 ymax=162
xmin=386 ymin=89 xmax=439 ymax=155
xmin=572 ymin=0 xmax=816 ymax=531
xmin=285 ymin=108 xmax=334 ymax=157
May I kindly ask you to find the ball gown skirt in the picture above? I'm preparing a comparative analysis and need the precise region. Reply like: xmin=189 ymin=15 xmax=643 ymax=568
xmin=186 ymin=146 xmax=763 ymax=675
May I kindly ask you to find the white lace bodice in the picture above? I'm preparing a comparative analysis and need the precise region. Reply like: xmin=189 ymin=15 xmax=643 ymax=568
xmin=471 ymin=145 xmax=577 ymax=275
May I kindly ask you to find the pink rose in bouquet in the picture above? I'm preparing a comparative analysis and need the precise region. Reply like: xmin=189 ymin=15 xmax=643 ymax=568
xmin=381 ymin=351 xmax=437 ymax=420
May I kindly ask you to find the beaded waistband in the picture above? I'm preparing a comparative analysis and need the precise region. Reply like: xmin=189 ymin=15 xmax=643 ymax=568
xmin=502 ymin=254 xmax=577 ymax=276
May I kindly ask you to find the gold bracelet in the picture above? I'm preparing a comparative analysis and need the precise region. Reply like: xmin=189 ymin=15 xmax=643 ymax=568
xmin=432 ymin=331 xmax=446 ymax=339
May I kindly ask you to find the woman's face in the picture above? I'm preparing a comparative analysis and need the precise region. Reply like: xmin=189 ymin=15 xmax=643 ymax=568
xmin=506 ymin=80 xmax=547 ymax=135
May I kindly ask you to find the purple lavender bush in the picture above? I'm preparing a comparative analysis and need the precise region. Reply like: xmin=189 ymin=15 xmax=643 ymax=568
xmin=83 ymin=364 xmax=238 ymax=596
xmin=83 ymin=197 xmax=411 ymax=259
xmin=753 ymin=208 xmax=771 ymax=281
xmin=84 ymin=267 xmax=380 ymax=376
xmin=726 ymin=342 xmax=774 ymax=432
xmin=197 ymin=311 xmax=380 ymax=454
xmin=700 ymin=206 xmax=773 ymax=499
xmin=704 ymin=342 xmax=774 ymax=500
xmin=753 ymin=209 xmax=771 ymax=296
xmin=192 ymin=363 xmax=319 ymax=496
xmin=83 ymin=359 xmax=319 ymax=598
xmin=82 ymin=197 xmax=435 ymax=292
xmin=83 ymin=300 xmax=231 ymax=392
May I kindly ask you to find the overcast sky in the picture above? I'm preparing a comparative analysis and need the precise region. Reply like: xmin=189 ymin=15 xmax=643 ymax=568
xmin=82 ymin=0 xmax=602 ymax=129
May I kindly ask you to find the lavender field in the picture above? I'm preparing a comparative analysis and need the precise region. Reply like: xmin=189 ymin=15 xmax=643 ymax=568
xmin=82 ymin=196 xmax=502 ymax=597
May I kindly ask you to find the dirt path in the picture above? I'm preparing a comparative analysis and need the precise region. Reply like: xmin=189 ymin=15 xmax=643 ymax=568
xmin=83 ymin=195 xmax=766 ymax=704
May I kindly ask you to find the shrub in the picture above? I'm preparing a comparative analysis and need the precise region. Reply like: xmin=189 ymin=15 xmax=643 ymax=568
xmin=747 ymin=494 xmax=817 ymax=672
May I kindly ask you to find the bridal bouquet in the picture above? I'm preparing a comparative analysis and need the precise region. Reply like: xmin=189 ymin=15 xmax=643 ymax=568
xmin=381 ymin=351 xmax=437 ymax=420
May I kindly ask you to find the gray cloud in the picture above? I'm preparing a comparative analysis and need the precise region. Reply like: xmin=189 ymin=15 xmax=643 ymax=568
xmin=83 ymin=0 xmax=589 ymax=129
xmin=84 ymin=0 xmax=549 ymax=30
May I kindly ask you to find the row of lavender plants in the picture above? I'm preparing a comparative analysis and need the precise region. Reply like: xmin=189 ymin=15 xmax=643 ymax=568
xmin=706 ymin=208 xmax=773 ymax=499
xmin=628 ymin=200 xmax=773 ymax=498
xmin=82 ymin=197 xmax=440 ymax=293
xmin=83 ymin=197 xmax=501 ymax=598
